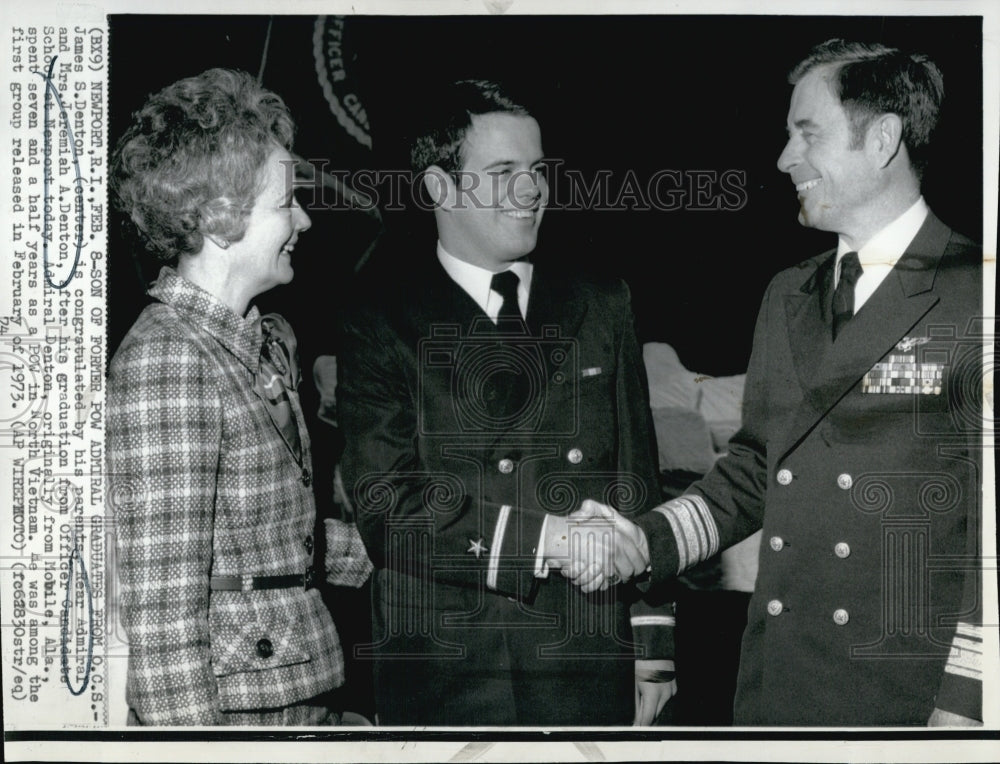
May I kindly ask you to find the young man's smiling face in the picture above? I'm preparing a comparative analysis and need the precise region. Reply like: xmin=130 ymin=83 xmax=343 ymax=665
xmin=438 ymin=111 xmax=548 ymax=271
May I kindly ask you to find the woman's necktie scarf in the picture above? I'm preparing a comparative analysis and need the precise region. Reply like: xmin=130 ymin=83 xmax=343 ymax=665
xmin=255 ymin=314 xmax=302 ymax=461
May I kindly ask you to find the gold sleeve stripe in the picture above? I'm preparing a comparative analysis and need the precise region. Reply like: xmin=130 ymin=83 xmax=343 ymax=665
xmin=654 ymin=494 xmax=720 ymax=573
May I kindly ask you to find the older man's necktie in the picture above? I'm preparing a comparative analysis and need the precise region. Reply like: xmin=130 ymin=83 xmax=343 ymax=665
xmin=832 ymin=251 xmax=863 ymax=341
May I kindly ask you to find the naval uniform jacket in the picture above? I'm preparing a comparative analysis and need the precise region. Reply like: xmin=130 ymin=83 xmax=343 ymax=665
xmin=638 ymin=213 xmax=984 ymax=725
xmin=338 ymin=258 xmax=671 ymax=725
xmin=108 ymin=267 xmax=344 ymax=725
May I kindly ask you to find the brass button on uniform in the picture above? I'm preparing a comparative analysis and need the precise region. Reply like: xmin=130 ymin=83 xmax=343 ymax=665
xmin=776 ymin=469 xmax=793 ymax=486
xmin=567 ymin=448 xmax=583 ymax=465
xmin=498 ymin=458 xmax=514 ymax=474
xmin=833 ymin=608 xmax=850 ymax=626
xmin=256 ymin=638 xmax=274 ymax=659
xmin=304 ymin=535 xmax=314 ymax=555
xmin=769 ymin=536 xmax=784 ymax=551
xmin=834 ymin=542 xmax=851 ymax=559
xmin=301 ymin=468 xmax=312 ymax=487
xmin=837 ymin=473 xmax=853 ymax=490
xmin=767 ymin=599 xmax=784 ymax=616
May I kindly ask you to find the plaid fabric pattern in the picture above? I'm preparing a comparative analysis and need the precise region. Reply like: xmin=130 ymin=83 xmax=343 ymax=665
xmin=108 ymin=267 xmax=344 ymax=725
xmin=324 ymin=518 xmax=374 ymax=588
xmin=128 ymin=696 xmax=341 ymax=726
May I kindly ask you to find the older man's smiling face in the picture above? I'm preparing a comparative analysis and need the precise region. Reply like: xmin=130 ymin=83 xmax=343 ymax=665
xmin=777 ymin=65 xmax=882 ymax=245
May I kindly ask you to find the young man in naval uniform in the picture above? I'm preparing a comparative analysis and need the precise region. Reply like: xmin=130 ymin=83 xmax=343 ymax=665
xmin=337 ymin=80 xmax=676 ymax=726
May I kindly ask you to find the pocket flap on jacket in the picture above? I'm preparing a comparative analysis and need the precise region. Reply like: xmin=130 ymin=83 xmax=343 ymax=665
xmin=212 ymin=615 xmax=311 ymax=678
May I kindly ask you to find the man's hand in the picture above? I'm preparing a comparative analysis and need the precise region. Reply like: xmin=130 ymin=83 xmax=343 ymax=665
xmin=547 ymin=499 xmax=650 ymax=592
xmin=634 ymin=659 xmax=676 ymax=726
xmin=544 ymin=511 xmax=621 ymax=593
xmin=927 ymin=707 xmax=981 ymax=726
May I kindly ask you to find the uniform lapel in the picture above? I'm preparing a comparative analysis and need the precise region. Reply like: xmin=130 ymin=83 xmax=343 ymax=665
xmin=776 ymin=213 xmax=950 ymax=461
xmin=784 ymin=250 xmax=836 ymax=392
xmin=415 ymin=258 xmax=590 ymax=447
xmin=525 ymin=264 xmax=590 ymax=406
xmin=414 ymin=259 xmax=525 ymax=446
xmin=525 ymin=263 xmax=589 ymax=344
xmin=483 ymin=263 xmax=589 ymax=448
xmin=414 ymin=258 xmax=492 ymax=333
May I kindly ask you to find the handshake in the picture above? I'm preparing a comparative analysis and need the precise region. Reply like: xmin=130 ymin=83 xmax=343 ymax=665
xmin=543 ymin=499 xmax=651 ymax=593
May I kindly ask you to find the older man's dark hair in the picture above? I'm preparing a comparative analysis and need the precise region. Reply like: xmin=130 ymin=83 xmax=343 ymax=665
xmin=791 ymin=39 xmax=945 ymax=178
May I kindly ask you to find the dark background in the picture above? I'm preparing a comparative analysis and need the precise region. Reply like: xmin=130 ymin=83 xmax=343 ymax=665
xmin=107 ymin=14 xmax=985 ymax=723
xmin=108 ymin=14 xmax=983 ymax=376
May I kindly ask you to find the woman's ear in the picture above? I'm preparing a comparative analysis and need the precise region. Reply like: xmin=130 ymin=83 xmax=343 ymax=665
xmin=203 ymin=231 xmax=231 ymax=250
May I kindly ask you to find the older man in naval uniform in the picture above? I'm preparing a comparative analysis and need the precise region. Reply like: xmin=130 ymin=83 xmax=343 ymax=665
xmin=573 ymin=40 xmax=984 ymax=726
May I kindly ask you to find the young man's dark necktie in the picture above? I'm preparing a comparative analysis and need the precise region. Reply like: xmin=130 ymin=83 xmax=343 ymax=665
xmin=491 ymin=270 xmax=523 ymax=326
xmin=487 ymin=270 xmax=528 ymax=426
xmin=832 ymin=251 xmax=863 ymax=341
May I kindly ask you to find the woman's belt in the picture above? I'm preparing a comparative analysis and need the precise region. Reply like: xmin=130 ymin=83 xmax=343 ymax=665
xmin=210 ymin=566 xmax=315 ymax=592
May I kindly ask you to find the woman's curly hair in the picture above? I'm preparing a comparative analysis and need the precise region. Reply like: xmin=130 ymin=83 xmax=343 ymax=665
xmin=111 ymin=68 xmax=296 ymax=262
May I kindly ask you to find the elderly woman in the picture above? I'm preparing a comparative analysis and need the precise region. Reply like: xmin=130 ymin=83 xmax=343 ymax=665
xmin=108 ymin=69 xmax=343 ymax=725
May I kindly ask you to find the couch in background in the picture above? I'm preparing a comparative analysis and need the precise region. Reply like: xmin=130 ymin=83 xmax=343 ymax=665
xmin=644 ymin=342 xmax=760 ymax=593
xmin=644 ymin=342 xmax=760 ymax=725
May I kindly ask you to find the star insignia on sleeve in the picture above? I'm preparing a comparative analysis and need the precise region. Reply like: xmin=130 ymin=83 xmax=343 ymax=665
xmin=467 ymin=538 xmax=488 ymax=559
